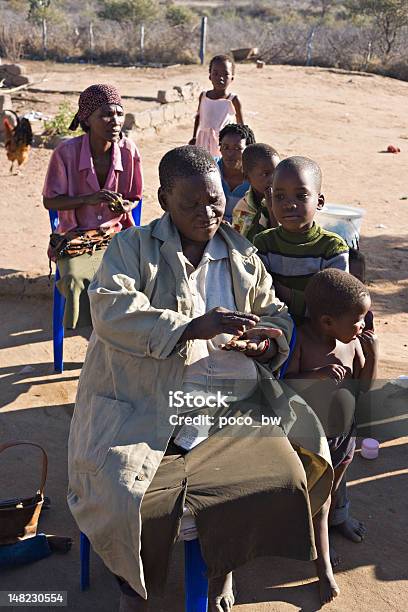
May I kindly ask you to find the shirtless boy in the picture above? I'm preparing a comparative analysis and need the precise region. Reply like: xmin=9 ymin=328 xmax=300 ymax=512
xmin=284 ymin=268 xmax=378 ymax=604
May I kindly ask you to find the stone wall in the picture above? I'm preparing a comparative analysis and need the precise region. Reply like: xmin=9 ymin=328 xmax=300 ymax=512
xmin=123 ymin=81 xmax=200 ymax=141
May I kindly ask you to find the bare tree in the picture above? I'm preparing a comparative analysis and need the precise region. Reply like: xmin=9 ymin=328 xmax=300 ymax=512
xmin=346 ymin=0 xmax=408 ymax=57
xmin=27 ymin=0 xmax=54 ymax=57
xmin=305 ymin=0 xmax=336 ymax=65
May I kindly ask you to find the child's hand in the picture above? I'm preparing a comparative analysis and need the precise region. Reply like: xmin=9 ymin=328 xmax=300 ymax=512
xmin=264 ymin=186 xmax=278 ymax=228
xmin=364 ymin=310 xmax=374 ymax=331
xmin=315 ymin=364 xmax=348 ymax=383
xmin=358 ymin=330 xmax=379 ymax=360
xmin=264 ymin=186 xmax=273 ymax=210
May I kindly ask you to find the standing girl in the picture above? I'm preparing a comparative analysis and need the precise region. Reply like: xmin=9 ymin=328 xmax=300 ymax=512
xmin=190 ymin=54 xmax=244 ymax=157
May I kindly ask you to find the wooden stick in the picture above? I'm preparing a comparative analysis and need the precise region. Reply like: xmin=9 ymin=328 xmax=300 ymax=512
xmin=1 ymin=83 xmax=30 ymax=94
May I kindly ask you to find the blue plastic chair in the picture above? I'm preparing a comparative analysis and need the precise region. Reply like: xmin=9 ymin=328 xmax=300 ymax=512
xmin=49 ymin=200 xmax=142 ymax=373
xmin=80 ymin=533 xmax=208 ymax=611
xmin=79 ymin=324 xmax=296 ymax=610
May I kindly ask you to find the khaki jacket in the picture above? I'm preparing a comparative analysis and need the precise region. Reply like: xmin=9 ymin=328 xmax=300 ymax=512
xmin=67 ymin=214 xmax=331 ymax=598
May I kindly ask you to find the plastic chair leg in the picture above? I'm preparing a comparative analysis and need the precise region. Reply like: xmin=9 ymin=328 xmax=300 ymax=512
xmin=184 ymin=539 xmax=208 ymax=612
xmin=52 ymin=266 xmax=65 ymax=373
xmin=80 ymin=532 xmax=90 ymax=591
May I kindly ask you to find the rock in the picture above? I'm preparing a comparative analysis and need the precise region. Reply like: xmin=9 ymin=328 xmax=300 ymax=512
xmin=137 ymin=126 xmax=156 ymax=142
xmin=174 ymin=84 xmax=193 ymax=101
xmin=157 ymin=89 xmax=181 ymax=104
xmin=10 ymin=75 xmax=30 ymax=86
xmin=123 ymin=112 xmax=136 ymax=131
xmin=173 ymin=102 xmax=185 ymax=120
xmin=185 ymin=81 xmax=201 ymax=98
xmin=134 ymin=111 xmax=151 ymax=130
xmin=149 ymin=106 xmax=165 ymax=128
xmin=164 ymin=104 xmax=175 ymax=122
xmin=4 ymin=64 xmax=27 ymax=76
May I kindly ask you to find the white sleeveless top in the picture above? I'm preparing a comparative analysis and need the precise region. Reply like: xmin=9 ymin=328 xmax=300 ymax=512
xmin=196 ymin=92 xmax=236 ymax=157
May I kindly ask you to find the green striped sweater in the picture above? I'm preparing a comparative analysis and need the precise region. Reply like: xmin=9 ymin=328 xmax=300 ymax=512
xmin=253 ymin=223 xmax=349 ymax=320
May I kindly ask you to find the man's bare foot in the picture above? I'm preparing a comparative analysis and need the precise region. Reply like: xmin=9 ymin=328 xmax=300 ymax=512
xmin=209 ymin=571 xmax=235 ymax=611
xmin=329 ymin=542 xmax=341 ymax=567
xmin=333 ymin=516 xmax=366 ymax=542
xmin=316 ymin=561 xmax=340 ymax=605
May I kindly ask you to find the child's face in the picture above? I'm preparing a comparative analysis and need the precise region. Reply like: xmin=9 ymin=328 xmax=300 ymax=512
xmin=159 ymin=171 xmax=226 ymax=243
xmin=323 ymin=296 xmax=371 ymax=344
xmin=272 ymin=167 xmax=324 ymax=233
xmin=220 ymin=133 xmax=246 ymax=170
xmin=246 ymin=156 xmax=280 ymax=198
xmin=209 ymin=60 xmax=234 ymax=92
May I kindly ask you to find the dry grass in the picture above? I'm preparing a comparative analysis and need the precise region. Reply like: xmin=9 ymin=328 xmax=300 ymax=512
xmin=1 ymin=2 xmax=408 ymax=81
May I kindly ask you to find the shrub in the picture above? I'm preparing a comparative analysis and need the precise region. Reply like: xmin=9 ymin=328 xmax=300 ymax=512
xmin=42 ymin=101 xmax=82 ymax=142
xmin=166 ymin=5 xmax=194 ymax=27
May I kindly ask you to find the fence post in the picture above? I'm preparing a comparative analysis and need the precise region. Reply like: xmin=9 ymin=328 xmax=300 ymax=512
xmin=363 ymin=40 xmax=372 ymax=71
xmin=140 ymin=23 xmax=145 ymax=61
xmin=88 ymin=22 xmax=94 ymax=63
xmin=199 ymin=16 xmax=207 ymax=65
xmin=42 ymin=16 xmax=48 ymax=58
xmin=306 ymin=25 xmax=316 ymax=66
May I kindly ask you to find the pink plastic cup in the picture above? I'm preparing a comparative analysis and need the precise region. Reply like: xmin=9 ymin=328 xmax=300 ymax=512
xmin=361 ymin=438 xmax=379 ymax=459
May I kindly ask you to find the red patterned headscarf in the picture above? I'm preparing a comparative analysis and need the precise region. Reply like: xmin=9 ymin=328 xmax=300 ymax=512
xmin=69 ymin=84 xmax=123 ymax=131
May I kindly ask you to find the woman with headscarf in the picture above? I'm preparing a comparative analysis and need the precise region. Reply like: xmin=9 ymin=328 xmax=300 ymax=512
xmin=43 ymin=84 xmax=143 ymax=330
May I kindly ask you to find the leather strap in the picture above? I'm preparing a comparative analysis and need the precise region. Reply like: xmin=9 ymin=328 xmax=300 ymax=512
xmin=0 ymin=441 xmax=48 ymax=495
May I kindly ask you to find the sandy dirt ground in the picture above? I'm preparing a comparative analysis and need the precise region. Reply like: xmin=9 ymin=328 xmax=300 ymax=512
xmin=0 ymin=62 xmax=407 ymax=611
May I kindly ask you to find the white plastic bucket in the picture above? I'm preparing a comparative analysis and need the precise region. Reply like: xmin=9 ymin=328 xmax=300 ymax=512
xmin=316 ymin=204 xmax=365 ymax=248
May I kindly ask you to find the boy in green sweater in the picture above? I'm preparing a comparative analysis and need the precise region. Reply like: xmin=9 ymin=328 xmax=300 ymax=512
xmin=255 ymin=156 xmax=366 ymax=564
xmin=254 ymin=156 xmax=349 ymax=323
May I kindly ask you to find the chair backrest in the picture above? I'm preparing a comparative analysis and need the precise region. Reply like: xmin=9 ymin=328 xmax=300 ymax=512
xmin=49 ymin=209 xmax=59 ymax=232
xmin=48 ymin=198 xmax=143 ymax=232
xmin=278 ymin=323 xmax=297 ymax=379
xmin=131 ymin=198 xmax=142 ymax=226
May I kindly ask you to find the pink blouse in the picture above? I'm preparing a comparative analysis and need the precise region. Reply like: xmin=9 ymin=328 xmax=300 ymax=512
xmin=43 ymin=133 xmax=143 ymax=233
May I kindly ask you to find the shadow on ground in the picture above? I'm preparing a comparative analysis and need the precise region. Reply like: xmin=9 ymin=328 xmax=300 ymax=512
xmin=233 ymin=440 xmax=408 ymax=610
xmin=361 ymin=233 xmax=408 ymax=316
xmin=1 ymin=397 xmax=406 ymax=611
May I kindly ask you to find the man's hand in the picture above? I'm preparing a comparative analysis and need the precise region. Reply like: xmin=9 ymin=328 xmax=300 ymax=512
xmin=220 ymin=326 xmax=283 ymax=360
xmin=358 ymin=330 xmax=379 ymax=360
xmin=181 ymin=307 xmax=260 ymax=342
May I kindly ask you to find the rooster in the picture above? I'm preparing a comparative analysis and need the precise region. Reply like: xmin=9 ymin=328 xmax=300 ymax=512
xmin=2 ymin=110 xmax=33 ymax=174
